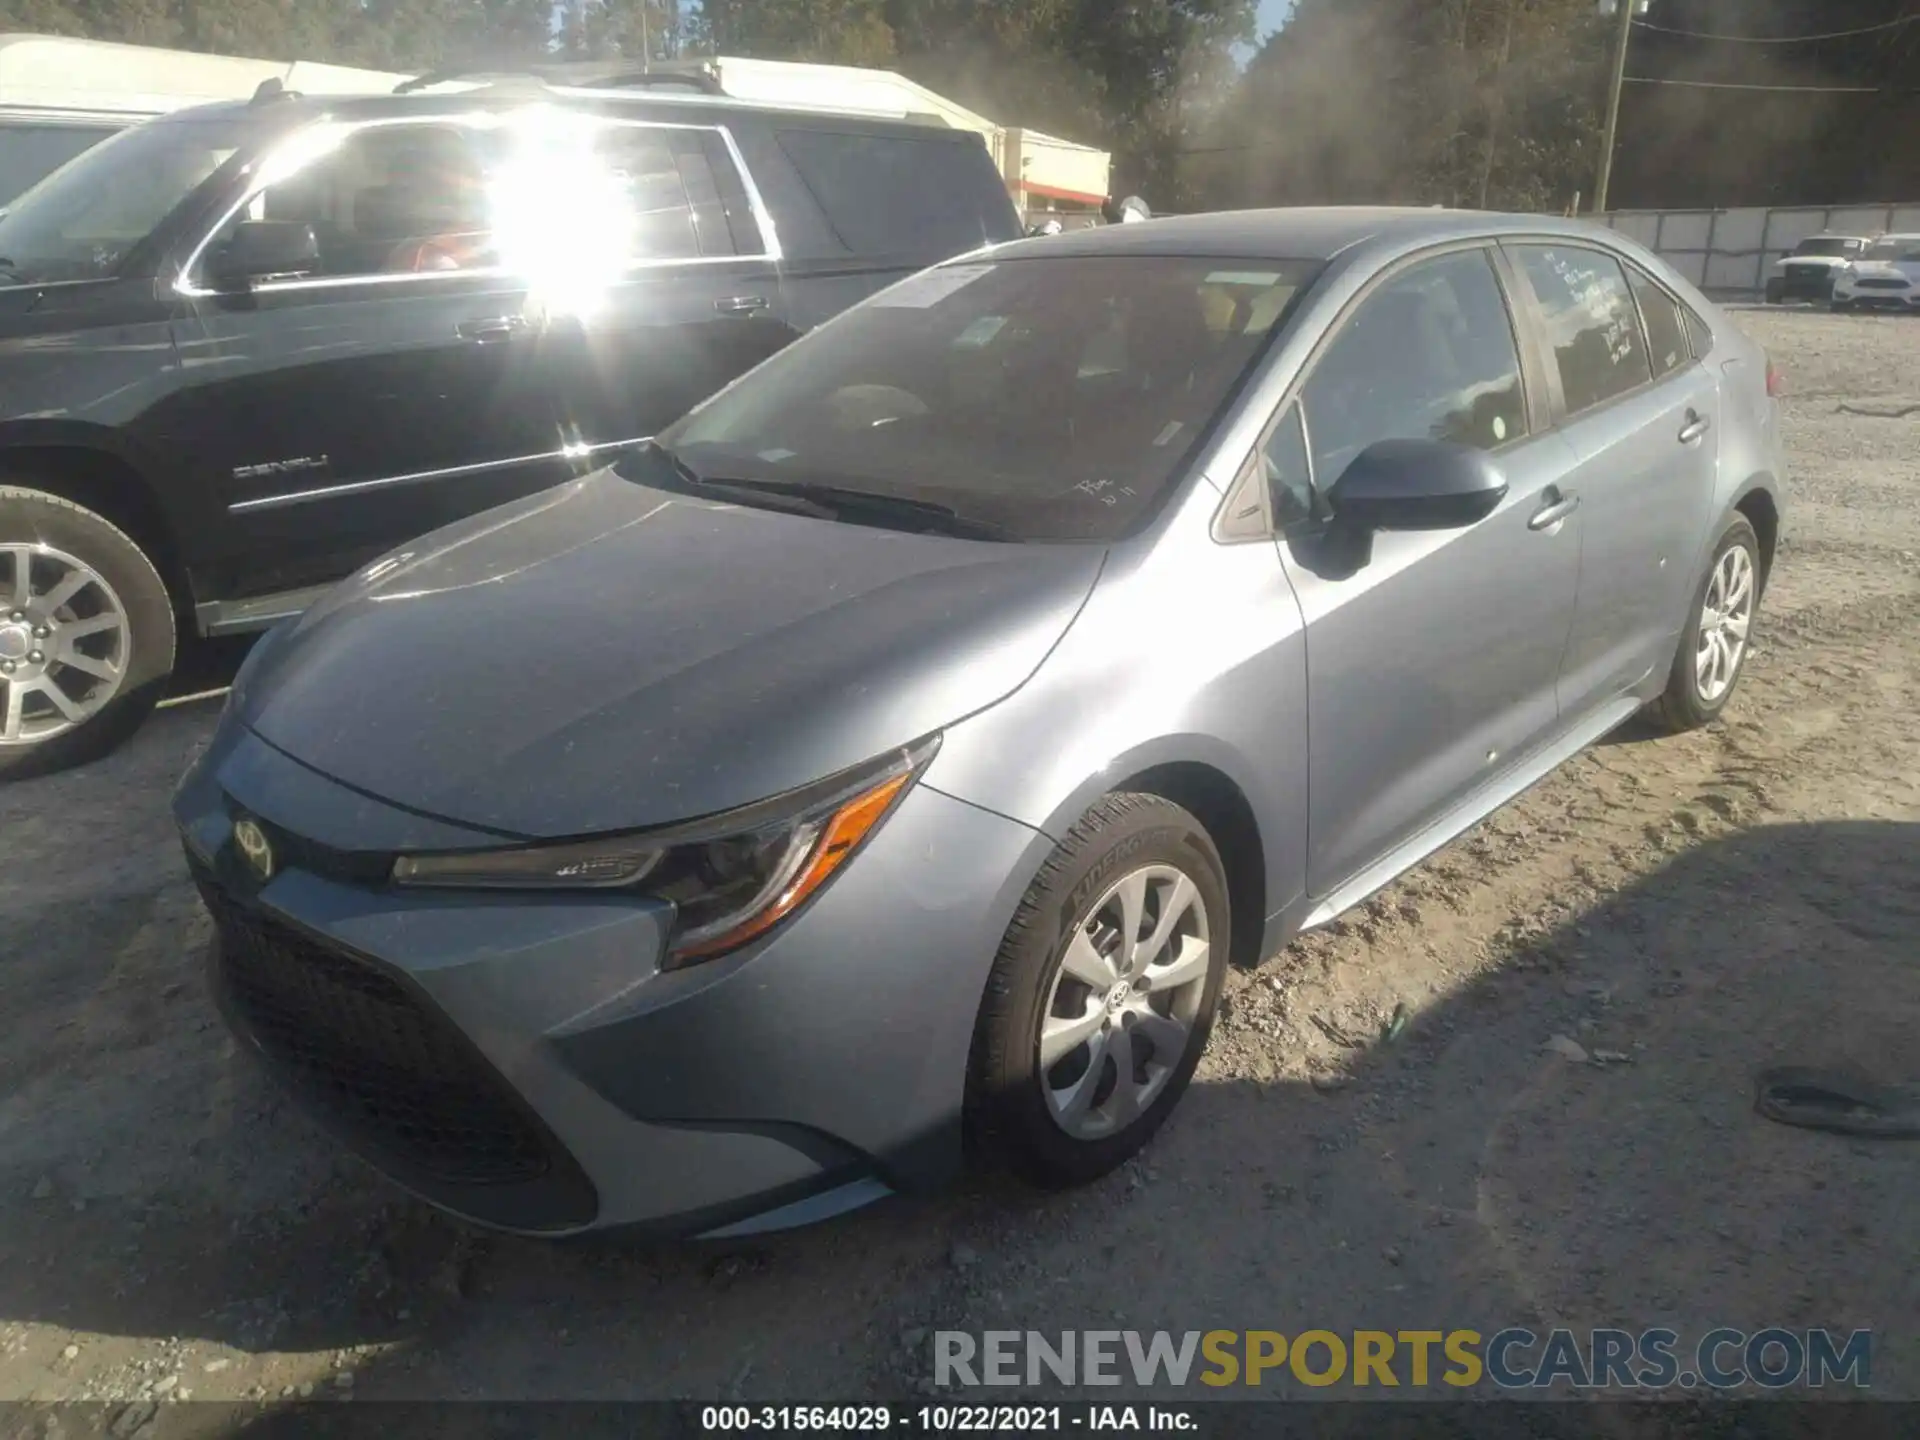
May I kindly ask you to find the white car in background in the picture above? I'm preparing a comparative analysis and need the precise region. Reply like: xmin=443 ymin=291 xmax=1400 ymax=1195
xmin=1831 ymin=233 xmax=1920 ymax=312
xmin=1763 ymin=233 xmax=1870 ymax=304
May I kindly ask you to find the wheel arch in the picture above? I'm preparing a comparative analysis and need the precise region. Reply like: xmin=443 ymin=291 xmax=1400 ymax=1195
xmin=0 ymin=431 xmax=191 ymax=624
xmin=1116 ymin=760 xmax=1269 ymax=972
xmin=1730 ymin=479 xmax=1781 ymax=594
xmin=1015 ymin=737 xmax=1278 ymax=974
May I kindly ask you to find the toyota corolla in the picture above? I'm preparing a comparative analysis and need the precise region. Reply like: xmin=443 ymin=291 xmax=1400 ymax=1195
xmin=174 ymin=209 xmax=1784 ymax=1239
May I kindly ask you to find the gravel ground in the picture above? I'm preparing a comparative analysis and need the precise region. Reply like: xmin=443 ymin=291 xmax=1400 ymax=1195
xmin=1 ymin=307 xmax=1916 ymax=1428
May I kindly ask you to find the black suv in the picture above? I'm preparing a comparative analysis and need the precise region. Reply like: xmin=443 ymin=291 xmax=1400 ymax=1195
xmin=0 ymin=71 xmax=1022 ymax=776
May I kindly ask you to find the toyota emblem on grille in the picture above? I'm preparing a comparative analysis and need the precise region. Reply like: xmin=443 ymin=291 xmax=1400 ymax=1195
xmin=233 ymin=817 xmax=275 ymax=883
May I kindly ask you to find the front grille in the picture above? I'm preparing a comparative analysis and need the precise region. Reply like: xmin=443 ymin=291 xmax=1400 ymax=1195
xmin=196 ymin=866 xmax=557 ymax=1188
xmin=1786 ymin=264 xmax=1828 ymax=281
xmin=1855 ymin=278 xmax=1910 ymax=291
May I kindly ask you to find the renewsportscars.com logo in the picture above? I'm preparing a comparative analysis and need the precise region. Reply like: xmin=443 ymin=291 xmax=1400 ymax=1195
xmin=933 ymin=1328 xmax=1872 ymax=1391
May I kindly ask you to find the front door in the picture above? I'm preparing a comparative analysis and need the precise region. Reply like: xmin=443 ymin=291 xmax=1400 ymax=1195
xmin=161 ymin=118 xmax=560 ymax=601
xmin=537 ymin=120 xmax=797 ymax=451
xmin=1503 ymin=243 xmax=1722 ymax=713
xmin=1271 ymin=246 xmax=1584 ymax=899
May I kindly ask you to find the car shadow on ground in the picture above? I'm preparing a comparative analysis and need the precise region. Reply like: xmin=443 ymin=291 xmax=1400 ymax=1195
xmin=2 ymin=695 xmax=1915 ymax=1426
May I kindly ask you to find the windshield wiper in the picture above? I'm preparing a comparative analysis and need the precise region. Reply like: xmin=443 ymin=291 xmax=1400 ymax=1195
xmin=705 ymin=477 xmax=1016 ymax=541
xmin=641 ymin=443 xmax=1015 ymax=541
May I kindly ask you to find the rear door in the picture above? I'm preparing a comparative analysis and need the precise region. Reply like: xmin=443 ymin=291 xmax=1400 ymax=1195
xmin=164 ymin=116 xmax=557 ymax=600
xmin=539 ymin=117 xmax=797 ymax=451
xmin=1503 ymin=242 xmax=1720 ymax=717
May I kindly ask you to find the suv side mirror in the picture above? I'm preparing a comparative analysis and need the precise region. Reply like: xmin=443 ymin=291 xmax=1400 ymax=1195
xmin=1326 ymin=438 xmax=1509 ymax=532
xmin=208 ymin=220 xmax=320 ymax=287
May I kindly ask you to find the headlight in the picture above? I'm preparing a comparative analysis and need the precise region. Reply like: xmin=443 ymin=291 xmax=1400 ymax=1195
xmin=390 ymin=736 xmax=939 ymax=966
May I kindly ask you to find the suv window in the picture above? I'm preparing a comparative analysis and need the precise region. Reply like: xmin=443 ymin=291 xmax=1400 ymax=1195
xmin=211 ymin=122 xmax=499 ymax=279
xmin=590 ymin=125 xmax=733 ymax=261
xmin=0 ymin=113 xmax=250 ymax=286
xmin=1297 ymin=248 xmax=1527 ymax=492
xmin=1512 ymin=243 xmax=1653 ymax=416
xmin=1627 ymin=266 xmax=1690 ymax=380
xmin=774 ymin=128 xmax=1020 ymax=257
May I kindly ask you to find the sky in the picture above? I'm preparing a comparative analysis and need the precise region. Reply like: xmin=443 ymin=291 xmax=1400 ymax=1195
xmin=1256 ymin=0 xmax=1293 ymax=42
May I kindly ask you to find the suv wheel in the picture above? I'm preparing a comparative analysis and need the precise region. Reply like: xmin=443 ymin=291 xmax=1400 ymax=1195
xmin=0 ymin=486 xmax=175 ymax=780
xmin=966 ymin=793 xmax=1229 ymax=1187
xmin=1649 ymin=514 xmax=1762 ymax=734
xmin=1764 ymin=278 xmax=1786 ymax=304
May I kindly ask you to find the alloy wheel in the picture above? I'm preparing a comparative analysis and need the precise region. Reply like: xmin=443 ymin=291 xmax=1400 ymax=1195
xmin=1695 ymin=543 xmax=1755 ymax=705
xmin=0 ymin=543 xmax=131 ymax=745
xmin=1039 ymin=864 xmax=1212 ymax=1141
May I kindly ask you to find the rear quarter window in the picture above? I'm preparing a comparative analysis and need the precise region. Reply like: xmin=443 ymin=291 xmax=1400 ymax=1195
xmin=774 ymin=127 xmax=1020 ymax=259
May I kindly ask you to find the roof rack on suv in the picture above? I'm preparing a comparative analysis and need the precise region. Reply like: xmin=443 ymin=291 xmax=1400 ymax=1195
xmin=393 ymin=65 xmax=724 ymax=96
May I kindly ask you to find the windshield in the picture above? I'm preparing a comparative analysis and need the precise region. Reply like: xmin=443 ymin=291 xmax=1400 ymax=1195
xmin=1794 ymin=238 xmax=1858 ymax=258
xmin=0 ymin=114 xmax=253 ymax=286
xmin=1863 ymin=237 xmax=1920 ymax=263
xmin=646 ymin=255 xmax=1322 ymax=542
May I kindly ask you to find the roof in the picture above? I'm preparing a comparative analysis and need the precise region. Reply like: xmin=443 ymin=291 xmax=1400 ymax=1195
xmin=990 ymin=207 xmax=1617 ymax=264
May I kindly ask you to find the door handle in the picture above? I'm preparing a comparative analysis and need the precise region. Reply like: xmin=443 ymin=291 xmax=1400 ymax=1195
xmin=1678 ymin=410 xmax=1712 ymax=445
xmin=1529 ymin=490 xmax=1580 ymax=532
xmin=457 ymin=315 xmax=532 ymax=343
xmin=714 ymin=295 xmax=770 ymax=317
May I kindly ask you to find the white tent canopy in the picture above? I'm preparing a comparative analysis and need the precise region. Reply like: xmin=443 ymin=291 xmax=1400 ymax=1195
xmin=0 ymin=33 xmax=407 ymax=119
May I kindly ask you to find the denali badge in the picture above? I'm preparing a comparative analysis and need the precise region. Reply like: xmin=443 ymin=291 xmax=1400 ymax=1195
xmin=233 ymin=817 xmax=275 ymax=883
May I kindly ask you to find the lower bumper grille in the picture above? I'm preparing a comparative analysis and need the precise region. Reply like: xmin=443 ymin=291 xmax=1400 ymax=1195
xmin=1855 ymin=278 xmax=1911 ymax=291
xmin=194 ymin=858 xmax=597 ymax=1229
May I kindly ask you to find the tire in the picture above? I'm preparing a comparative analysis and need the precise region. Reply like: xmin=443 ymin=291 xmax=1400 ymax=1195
xmin=1764 ymin=279 xmax=1786 ymax=305
xmin=1649 ymin=514 xmax=1763 ymax=735
xmin=0 ymin=486 xmax=175 ymax=781
xmin=966 ymin=792 xmax=1230 ymax=1188
xmin=1830 ymin=298 xmax=1854 ymax=314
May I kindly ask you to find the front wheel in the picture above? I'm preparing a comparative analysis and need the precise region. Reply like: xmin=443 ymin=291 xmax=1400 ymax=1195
xmin=1765 ymin=278 xmax=1786 ymax=304
xmin=1830 ymin=298 xmax=1854 ymax=314
xmin=0 ymin=486 xmax=176 ymax=781
xmin=966 ymin=793 xmax=1230 ymax=1188
xmin=1649 ymin=514 xmax=1763 ymax=734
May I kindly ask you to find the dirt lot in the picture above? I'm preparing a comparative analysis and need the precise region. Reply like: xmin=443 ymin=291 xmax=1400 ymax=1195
xmin=2 ymin=307 xmax=1916 ymax=1426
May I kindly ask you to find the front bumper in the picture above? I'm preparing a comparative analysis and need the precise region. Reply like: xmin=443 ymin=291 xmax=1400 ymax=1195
xmin=1833 ymin=279 xmax=1920 ymax=309
xmin=174 ymin=718 xmax=1051 ymax=1238
xmin=1772 ymin=266 xmax=1839 ymax=300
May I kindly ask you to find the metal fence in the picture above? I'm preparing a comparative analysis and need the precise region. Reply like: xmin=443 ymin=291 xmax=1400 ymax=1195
xmin=1600 ymin=203 xmax=1920 ymax=298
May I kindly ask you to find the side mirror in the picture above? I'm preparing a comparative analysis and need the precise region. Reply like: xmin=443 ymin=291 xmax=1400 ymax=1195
xmin=207 ymin=220 xmax=320 ymax=287
xmin=1326 ymin=438 xmax=1509 ymax=532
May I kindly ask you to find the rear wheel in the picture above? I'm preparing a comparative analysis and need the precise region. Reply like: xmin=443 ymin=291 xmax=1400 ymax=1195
xmin=1830 ymin=297 xmax=1854 ymax=314
xmin=966 ymin=793 xmax=1229 ymax=1187
xmin=1764 ymin=278 xmax=1786 ymax=305
xmin=1649 ymin=514 xmax=1762 ymax=734
xmin=0 ymin=486 xmax=175 ymax=781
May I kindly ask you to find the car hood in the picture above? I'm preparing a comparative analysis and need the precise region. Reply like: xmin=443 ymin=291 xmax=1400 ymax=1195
xmin=1776 ymin=254 xmax=1851 ymax=269
xmin=1847 ymin=260 xmax=1920 ymax=277
xmin=238 ymin=471 xmax=1105 ymax=839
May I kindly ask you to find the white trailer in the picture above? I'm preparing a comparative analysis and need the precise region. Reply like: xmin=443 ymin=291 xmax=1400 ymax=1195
xmin=0 ymin=34 xmax=406 ymax=204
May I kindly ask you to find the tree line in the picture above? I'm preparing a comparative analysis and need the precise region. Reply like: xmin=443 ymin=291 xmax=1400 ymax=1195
xmin=3 ymin=0 xmax=1619 ymax=214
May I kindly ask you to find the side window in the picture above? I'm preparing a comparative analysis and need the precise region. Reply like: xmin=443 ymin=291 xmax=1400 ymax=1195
xmin=590 ymin=126 xmax=709 ymax=262
xmin=774 ymin=128 xmax=1021 ymax=256
xmin=1261 ymin=403 xmax=1316 ymax=529
xmin=1511 ymin=244 xmax=1653 ymax=416
xmin=213 ymin=122 xmax=497 ymax=280
xmin=1683 ymin=305 xmax=1714 ymax=359
xmin=1627 ymin=266 xmax=1690 ymax=379
xmin=1298 ymin=248 xmax=1527 ymax=490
